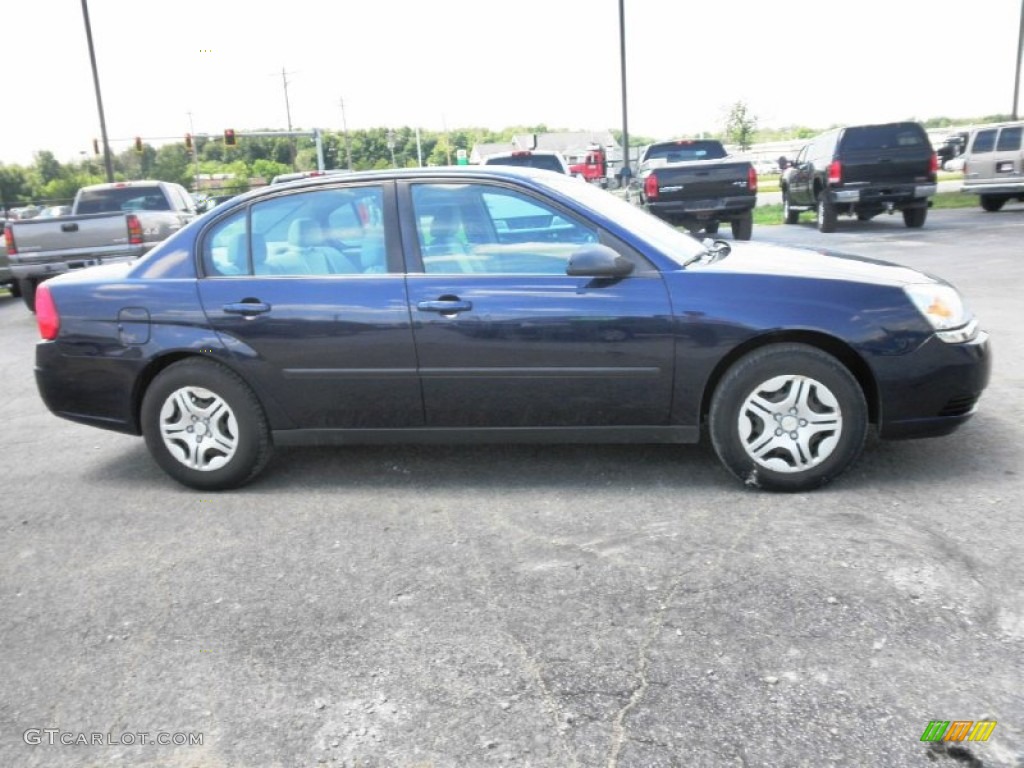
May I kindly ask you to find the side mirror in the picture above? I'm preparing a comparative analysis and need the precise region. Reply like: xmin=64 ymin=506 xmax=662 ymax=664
xmin=566 ymin=244 xmax=635 ymax=278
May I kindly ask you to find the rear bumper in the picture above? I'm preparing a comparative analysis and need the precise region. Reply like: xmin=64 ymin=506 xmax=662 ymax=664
xmin=10 ymin=253 xmax=140 ymax=284
xmin=874 ymin=330 xmax=991 ymax=440
xmin=644 ymin=195 xmax=756 ymax=221
xmin=828 ymin=183 xmax=936 ymax=207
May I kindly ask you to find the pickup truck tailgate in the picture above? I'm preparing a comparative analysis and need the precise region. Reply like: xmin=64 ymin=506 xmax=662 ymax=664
xmin=8 ymin=213 xmax=138 ymax=265
xmin=840 ymin=149 xmax=934 ymax=185
xmin=650 ymin=161 xmax=753 ymax=204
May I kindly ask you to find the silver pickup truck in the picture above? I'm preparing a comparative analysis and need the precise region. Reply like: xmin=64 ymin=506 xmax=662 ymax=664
xmin=4 ymin=180 xmax=197 ymax=310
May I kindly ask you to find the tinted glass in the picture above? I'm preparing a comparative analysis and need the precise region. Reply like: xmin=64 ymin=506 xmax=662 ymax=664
xmin=840 ymin=125 xmax=926 ymax=152
xmin=201 ymin=186 xmax=387 ymax=277
xmin=75 ymin=186 xmax=165 ymax=214
xmin=996 ymin=126 xmax=1022 ymax=152
xmin=644 ymin=141 xmax=727 ymax=162
xmin=411 ymin=182 xmax=598 ymax=275
xmin=970 ymin=129 xmax=996 ymax=154
xmin=485 ymin=154 xmax=565 ymax=173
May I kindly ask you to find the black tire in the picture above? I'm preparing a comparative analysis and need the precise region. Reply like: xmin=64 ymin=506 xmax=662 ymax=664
xmin=7 ymin=280 xmax=21 ymax=299
xmin=709 ymin=344 xmax=868 ymax=492
xmin=731 ymin=211 xmax=753 ymax=241
xmin=782 ymin=190 xmax=799 ymax=225
xmin=141 ymin=358 xmax=273 ymax=490
xmin=902 ymin=206 xmax=927 ymax=228
xmin=980 ymin=195 xmax=1006 ymax=213
xmin=704 ymin=221 xmax=720 ymax=235
xmin=816 ymin=194 xmax=837 ymax=233
xmin=19 ymin=279 xmax=38 ymax=312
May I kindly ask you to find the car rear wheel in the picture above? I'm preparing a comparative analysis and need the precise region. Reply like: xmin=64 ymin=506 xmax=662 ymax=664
xmin=731 ymin=211 xmax=753 ymax=241
xmin=7 ymin=280 xmax=21 ymax=299
xmin=709 ymin=344 xmax=868 ymax=492
xmin=782 ymin=190 xmax=799 ymax=225
xmin=141 ymin=358 xmax=272 ymax=490
xmin=902 ymin=206 xmax=927 ymax=228
xmin=980 ymin=195 xmax=1006 ymax=212
xmin=703 ymin=221 xmax=720 ymax=235
xmin=816 ymin=194 xmax=837 ymax=233
xmin=19 ymin=279 xmax=38 ymax=312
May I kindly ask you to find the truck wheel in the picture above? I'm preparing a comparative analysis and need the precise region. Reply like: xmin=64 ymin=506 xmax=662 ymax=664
xmin=817 ymin=194 xmax=837 ymax=233
xmin=980 ymin=195 xmax=1006 ymax=212
xmin=8 ymin=280 xmax=21 ymax=299
xmin=19 ymin=279 xmax=38 ymax=312
xmin=141 ymin=358 xmax=273 ymax=490
xmin=709 ymin=343 xmax=868 ymax=492
xmin=731 ymin=212 xmax=753 ymax=241
xmin=902 ymin=207 xmax=927 ymax=228
xmin=782 ymin=190 xmax=800 ymax=224
xmin=704 ymin=221 xmax=720 ymax=235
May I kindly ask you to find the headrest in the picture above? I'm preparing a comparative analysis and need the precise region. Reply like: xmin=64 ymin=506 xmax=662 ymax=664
xmin=288 ymin=218 xmax=324 ymax=247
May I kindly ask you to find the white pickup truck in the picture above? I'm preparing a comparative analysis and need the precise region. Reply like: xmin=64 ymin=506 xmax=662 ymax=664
xmin=4 ymin=180 xmax=197 ymax=310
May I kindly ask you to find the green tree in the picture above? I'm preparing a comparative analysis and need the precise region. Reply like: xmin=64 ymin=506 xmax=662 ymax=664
xmin=152 ymin=144 xmax=193 ymax=189
xmin=0 ymin=164 xmax=34 ymax=211
xmin=724 ymin=101 xmax=758 ymax=151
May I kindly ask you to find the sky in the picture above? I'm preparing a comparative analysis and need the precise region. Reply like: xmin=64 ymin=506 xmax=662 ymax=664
xmin=3 ymin=0 xmax=1022 ymax=167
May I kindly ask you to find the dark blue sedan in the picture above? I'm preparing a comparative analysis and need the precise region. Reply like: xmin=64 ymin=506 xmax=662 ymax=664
xmin=32 ymin=167 xmax=990 ymax=491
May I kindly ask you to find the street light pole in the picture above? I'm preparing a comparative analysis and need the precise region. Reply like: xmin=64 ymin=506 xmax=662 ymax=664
xmin=1014 ymin=0 xmax=1024 ymax=119
xmin=618 ymin=0 xmax=631 ymax=185
xmin=81 ymin=0 xmax=114 ymax=182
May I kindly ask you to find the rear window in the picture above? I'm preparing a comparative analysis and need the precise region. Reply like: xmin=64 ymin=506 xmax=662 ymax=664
xmin=75 ymin=186 xmax=165 ymax=214
xmin=840 ymin=124 xmax=927 ymax=152
xmin=644 ymin=141 xmax=727 ymax=162
xmin=484 ymin=154 xmax=566 ymax=173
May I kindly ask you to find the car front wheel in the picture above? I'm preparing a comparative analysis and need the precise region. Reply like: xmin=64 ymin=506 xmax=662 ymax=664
xmin=709 ymin=344 xmax=868 ymax=492
xmin=782 ymin=190 xmax=800 ymax=225
xmin=141 ymin=358 xmax=272 ymax=490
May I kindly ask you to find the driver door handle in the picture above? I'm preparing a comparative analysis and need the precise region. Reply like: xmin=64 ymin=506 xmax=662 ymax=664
xmin=223 ymin=301 xmax=271 ymax=316
xmin=417 ymin=299 xmax=472 ymax=314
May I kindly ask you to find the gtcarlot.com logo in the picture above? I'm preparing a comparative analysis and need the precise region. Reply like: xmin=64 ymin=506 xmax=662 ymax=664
xmin=920 ymin=720 xmax=997 ymax=743
xmin=23 ymin=729 xmax=204 ymax=746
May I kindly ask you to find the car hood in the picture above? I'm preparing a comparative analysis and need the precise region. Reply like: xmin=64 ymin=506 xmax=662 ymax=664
xmin=692 ymin=242 xmax=940 ymax=288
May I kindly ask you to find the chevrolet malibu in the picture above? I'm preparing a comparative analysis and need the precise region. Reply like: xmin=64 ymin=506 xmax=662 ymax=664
xmin=33 ymin=168 xmax=990 ymax=492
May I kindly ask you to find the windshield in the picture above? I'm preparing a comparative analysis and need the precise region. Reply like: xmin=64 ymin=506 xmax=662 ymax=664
xmin=538 ymin=174 xmax=705 ymax=265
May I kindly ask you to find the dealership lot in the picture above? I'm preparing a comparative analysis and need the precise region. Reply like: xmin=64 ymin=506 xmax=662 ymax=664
xmin=1 ymin=206 xmax=1021 ymax=767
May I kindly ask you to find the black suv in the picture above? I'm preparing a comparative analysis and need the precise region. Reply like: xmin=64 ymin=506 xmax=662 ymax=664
xmin=780 ymin=122 xmax=937 ymax=232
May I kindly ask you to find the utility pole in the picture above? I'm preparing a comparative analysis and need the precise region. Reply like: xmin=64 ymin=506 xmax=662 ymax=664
xmin=339 ymin=97 xmax=353 ymax=170
xmin=281 ymin=67 xmax=293 ymax=131
xmin=1014 ymin=0 xmax=1024 ymax=119
xmin=618 ymin=0 xmax=631 ymax=187
xmin=187 ymin=111 xmax=200 ymax=194
xmin=81 ymin=0 xmax=114 ymax=182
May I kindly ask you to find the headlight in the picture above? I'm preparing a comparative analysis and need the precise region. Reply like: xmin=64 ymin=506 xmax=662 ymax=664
xmin=904 ymin=283 xmax=975 ymax=342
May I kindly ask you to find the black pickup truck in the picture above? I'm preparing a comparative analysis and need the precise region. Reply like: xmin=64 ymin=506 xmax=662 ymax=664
xmin=635 ymin=139 xmax=757 ymax=240
xmin=780 ymin=121 xmax=937 ymax=233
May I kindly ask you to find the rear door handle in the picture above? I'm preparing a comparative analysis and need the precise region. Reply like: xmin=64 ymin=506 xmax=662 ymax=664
xmin=223 ymin=301 xmax=271 ymax=316
xmin=61 ymin=222 xmax=79 ymax=232
xmin=417 ymin=299 xmax=473 ymax=314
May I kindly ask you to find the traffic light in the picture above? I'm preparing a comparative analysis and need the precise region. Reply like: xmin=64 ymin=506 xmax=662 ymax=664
xmin=184 ymin=133 xmax=193 ymax=151
xmin=92 ymin=138 xmax=100 ymax=155
xmin=134 ymin=136 xmax=143 ymax=153
xmin=224 ymin=128 xmax=236 ymax=147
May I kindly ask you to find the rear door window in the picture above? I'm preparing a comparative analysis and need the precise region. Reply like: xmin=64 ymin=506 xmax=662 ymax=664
xmin=996 ymin=126 xmax=1022 ymax=152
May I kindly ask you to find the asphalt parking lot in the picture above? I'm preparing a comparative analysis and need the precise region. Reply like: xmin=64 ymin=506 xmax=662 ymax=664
xmin=1 ymin=205 xmax=1022 ymax=768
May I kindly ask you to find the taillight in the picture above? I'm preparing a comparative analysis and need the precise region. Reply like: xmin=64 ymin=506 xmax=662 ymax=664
xmin=36 ymin=283 xmax=60 ymax=340
xmin=748 ymin=165 xmax=758 ymax=194
xmin=929 ymin=152 xmax=939 ymax=178
xmin=644 ymin=174 xmax=659 ymax=199
xmin=126 ymin=213 xmax=143 ymax=245
xmin=4 ymin=224 xmax=16 ymax=255
xmin=827 ymin=160 xmax=842 ymax=185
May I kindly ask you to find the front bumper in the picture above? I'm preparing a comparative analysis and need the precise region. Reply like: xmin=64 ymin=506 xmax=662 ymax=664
xmin=873 ymin=329 xmax=991 ymax=440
